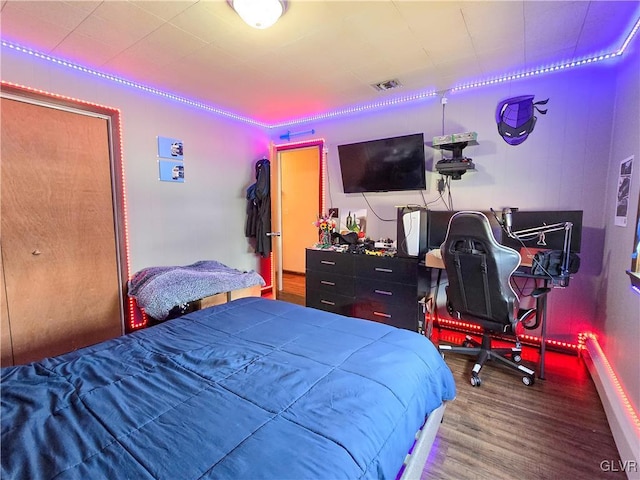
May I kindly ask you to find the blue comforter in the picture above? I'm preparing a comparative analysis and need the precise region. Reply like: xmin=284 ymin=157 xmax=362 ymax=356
xmin=1 ymin=297 xmax=456 ymax=479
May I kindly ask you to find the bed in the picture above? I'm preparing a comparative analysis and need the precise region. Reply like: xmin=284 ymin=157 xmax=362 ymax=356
xmin=1 ymin=297 xmax=456 ymax=479
xmin=128 ymin=260 xmax=266 ymax=322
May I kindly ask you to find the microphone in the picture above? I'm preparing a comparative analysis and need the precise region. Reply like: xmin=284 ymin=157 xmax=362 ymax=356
xmin=502 ymin=208 xmax=514 ymax=237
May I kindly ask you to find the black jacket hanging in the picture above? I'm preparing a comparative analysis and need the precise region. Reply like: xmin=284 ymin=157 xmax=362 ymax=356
xmin=245 ymin=159 xmax=271 ymax=257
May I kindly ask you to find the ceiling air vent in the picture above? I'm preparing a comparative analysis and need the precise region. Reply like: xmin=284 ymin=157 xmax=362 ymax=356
xmin=372 ymin=79 xmax=402 ymax=91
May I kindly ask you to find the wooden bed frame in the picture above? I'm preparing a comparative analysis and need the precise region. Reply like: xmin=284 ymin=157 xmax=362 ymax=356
xmin=399 ymin=403 xmax=446 ymax=479
xmin=196 ymin=284 xmax=263 ymax=309
xmin=133 ymin=284 xmax=263 ymax=328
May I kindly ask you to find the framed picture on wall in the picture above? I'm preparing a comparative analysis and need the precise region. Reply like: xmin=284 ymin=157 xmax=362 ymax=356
xmin=157 ymin=136 xmax=184 ymax=160
xmin=615 ymin=156 xmax=633 ymax=227
xmin=632 ymin=199 xmax=640 ymax=273
xmin=625 ymin=156 xmax=639 ymax=292
xmin=158 ymin=160 xmax=184 ymax=183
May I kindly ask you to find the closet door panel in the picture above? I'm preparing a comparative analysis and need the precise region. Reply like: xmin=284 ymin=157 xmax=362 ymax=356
xmin=1 ymin=98 xmax=123 ymax=364
xmin=1 ymin=252 xmax=12 ymax=367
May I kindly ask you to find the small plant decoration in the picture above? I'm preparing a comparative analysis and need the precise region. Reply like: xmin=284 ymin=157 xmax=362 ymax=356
xmin=313 ymin=214 xmax=336 ymax=248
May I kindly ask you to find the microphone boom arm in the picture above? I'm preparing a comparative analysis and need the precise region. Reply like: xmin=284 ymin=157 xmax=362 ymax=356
xmin=506 ymin=219 xmax=574 ymax=286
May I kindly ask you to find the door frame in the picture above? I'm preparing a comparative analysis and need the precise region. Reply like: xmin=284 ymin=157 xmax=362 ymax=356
xmin=270 ymin=138 xmax=326 ymax=297
xmin=0 ymin=81 xmax=133 ymax=331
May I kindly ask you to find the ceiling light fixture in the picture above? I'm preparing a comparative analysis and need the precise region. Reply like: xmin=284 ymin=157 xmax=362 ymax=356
xmin=230 ymin=0 xmax=287 ymax=29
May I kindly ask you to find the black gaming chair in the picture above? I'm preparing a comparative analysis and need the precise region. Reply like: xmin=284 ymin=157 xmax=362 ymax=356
xmin=438 ymin=211 xmax=547 ymax=387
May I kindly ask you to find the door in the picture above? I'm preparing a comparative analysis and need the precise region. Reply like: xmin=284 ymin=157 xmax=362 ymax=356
xmin=271 ymin=140 xmax=324 ymax=297
xmin=1 ymin=252 xmax=11 ymax=366
xmin=1 ymin=97 xmax=123 ymax=365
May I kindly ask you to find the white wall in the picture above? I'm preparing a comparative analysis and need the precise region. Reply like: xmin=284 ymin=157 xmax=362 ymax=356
xmin=1 ymin=47 xmax=269 ymax=275
xmin=269 ymin=63 xmax=618 ymax=344
xmin=269 ymin=55 xmax=640 ymax=414
xmin=3 ymin=38 xmax=637 ymax=417
xmin=599 ymin=40 xmax=640 ymax=416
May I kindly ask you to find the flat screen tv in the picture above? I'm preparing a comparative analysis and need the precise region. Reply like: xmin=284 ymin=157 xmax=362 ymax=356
xmin=338 ymin=133 xmax=426 ymax=193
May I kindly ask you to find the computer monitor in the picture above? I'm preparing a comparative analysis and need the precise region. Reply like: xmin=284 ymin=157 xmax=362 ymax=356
xmin=500 ymin=210 xmax=583 ymax=253
xmin=427 ymin=211 xmax=457 ymax=250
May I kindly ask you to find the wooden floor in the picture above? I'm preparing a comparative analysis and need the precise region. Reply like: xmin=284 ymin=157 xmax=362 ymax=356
xmin=277 ymin=272 xmax=623 ymax=480
xmin=421 ymin=341 xmax=623 ymax=479
xmin=276 ymin=271 xmax=306 ymax=306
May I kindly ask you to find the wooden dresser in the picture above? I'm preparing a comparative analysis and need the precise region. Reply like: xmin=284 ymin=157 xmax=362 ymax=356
xmin=305 ymin=249 xmax=424 ymax=331
xmin=305 ymin=249 xmax=355 ymax=316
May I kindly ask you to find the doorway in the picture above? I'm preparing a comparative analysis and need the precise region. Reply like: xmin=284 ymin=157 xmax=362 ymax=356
xmin=271 ymin=140 xmax=325 ymax=304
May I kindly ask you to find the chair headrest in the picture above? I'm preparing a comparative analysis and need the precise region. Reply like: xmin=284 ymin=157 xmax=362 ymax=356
xmin=444 ymin=211 xmax=498 ymax=245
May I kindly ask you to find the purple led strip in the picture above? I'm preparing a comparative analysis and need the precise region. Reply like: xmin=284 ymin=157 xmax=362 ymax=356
xmin=2 ymin=15 xmax=638 ymax=128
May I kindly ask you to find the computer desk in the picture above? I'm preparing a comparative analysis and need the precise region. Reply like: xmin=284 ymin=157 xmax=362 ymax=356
xmin=423 ymin=249 xmax=553 ymax=379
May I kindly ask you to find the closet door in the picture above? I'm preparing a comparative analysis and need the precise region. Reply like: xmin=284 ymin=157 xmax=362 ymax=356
xmin=1 ymin=252 xmax=12 ymax=367
xmin=1 ymin=97 xmax=123 ymax=365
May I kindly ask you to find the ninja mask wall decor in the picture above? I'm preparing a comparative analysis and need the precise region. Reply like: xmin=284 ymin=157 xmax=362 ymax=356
xmin=496 ymin=95 xmax=549 ymax=145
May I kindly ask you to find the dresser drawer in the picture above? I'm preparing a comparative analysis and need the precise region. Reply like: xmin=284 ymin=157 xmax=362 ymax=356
xmin=353 ymin=301 xmax=418 ymax=331
xmin=355 ymin=278 xmax=418 ymax=306
xmin=306 ymin=271 xmax=354 ymax=296
xmin=306 ymin=289 xmax=353 ymax=316
xmin=354 ymin=255 xmax=417 ymax=284
xmin=306 ymin=249 xmax=354 ymax=276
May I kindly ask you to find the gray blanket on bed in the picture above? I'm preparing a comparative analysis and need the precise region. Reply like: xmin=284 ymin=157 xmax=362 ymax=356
xmin=128 ymin=260 xmax=265 ymax=321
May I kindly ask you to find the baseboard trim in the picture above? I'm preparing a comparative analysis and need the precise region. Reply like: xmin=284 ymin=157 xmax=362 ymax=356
xmin=583 ymin=336 xmax=640 ymax=479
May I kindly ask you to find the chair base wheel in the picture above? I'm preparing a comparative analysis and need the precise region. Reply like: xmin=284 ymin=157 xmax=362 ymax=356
xmin=522 ymin=375 xmax=535 ymax=386
xmin=512 ymin=354 xmax=522 ymax=363
xmin=470 ymin=374 xmax=482 ymax=387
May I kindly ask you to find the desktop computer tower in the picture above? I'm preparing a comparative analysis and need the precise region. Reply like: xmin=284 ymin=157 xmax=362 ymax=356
xmin=396 ymin=206 xmax=428 ymax=258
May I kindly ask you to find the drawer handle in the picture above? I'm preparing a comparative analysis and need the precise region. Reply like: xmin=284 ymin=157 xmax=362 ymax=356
xmin=321 ymin=300 xmax=336 ymax=306
xmin=374 ymin=289 xmax=393 ymax=296
xmin=321 ymin=280 xmax=336 ymax=286
xmin=375 ymin=267 xmax=393 ymax=273
xmin=321 ymin=260 xmax=336 ymax=265
xmin=373 ymin=311 xmax=392 ymax=318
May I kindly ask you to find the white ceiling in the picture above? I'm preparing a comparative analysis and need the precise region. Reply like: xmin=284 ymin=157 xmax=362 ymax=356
xmin=1 ymin=1 xmax=638 ymax=125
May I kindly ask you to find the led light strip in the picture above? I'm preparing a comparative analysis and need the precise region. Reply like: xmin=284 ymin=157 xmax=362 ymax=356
xmin=2 ymin=14 xmax=638 ymax=128
xmin=584 ymin=332 xmax=640 ymax=431
xmin=1 ymin=80 xmax=138 ymax=331
xmin=450 ymin=17 xmax=639 ymax=93
xmin=438 ymin=324 xmax=640 ymax=432
xmin=272 ymin=16 xmax=640 ymax=127
xmin=436 ymin=316 xmax=581 ymax=350
xmin=273 ymin=137 xmax=327 ymax=210
xmin=268 ymin=90 xmax=439 ymax=129
xmin=617 ymin=16 xmax=640 ymax=55
xmin=321 ymin=146 xmax=328 ymax=214
xmin=451 ymin=52 xmax=621 ymax=93
xmin=0 ymin=40 xmax=268 ymax=128
xmin=112 ymin=109 xmax=141 ymax=332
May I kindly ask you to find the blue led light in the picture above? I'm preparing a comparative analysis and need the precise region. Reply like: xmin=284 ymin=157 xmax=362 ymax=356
xmin=618 ymin=16 xmax=640 ymax=54
xmin=272 ymin=16 xmax=640 ymax=127
xmin=2 ymin=14 xmax=638 ymax=128
xmin=0 ymin=40 xmax=268 ymax=128
xmin=269 ymin=90 xmax=438 ymax=129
